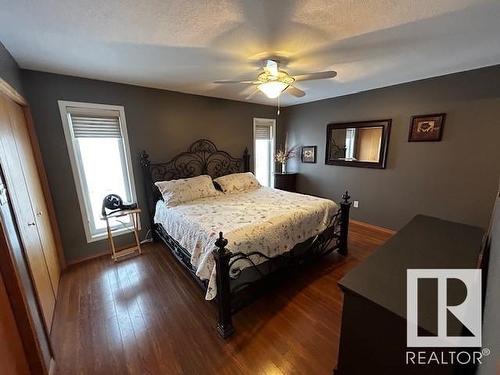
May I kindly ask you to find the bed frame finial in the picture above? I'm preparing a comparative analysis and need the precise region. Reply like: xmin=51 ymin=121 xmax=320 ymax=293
xmin=140 ymin=150 xmax=150 ymax=167
xmin=342 ymin=190 xmax=351 ymax=204
xmin=339 ymin=191 xmax=352 ymax=256
xmin=213 ymin=232 xmax=234 ymax=338
xmin=215 ymin=232 xmax=228 ymax=251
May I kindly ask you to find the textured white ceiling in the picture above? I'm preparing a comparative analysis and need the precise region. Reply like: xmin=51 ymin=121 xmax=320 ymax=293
xmin=1 ymin=0 xmax=499 ymax=106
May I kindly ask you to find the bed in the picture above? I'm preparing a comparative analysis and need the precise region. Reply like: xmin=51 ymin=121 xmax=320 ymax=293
xmin=140 ymin=139 xmax=351 ymax=338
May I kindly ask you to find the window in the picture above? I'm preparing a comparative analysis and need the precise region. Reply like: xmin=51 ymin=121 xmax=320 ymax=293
xmin=345 ymin=128 xmax=356 ymax=160
xmin=253 ymin=118 xmax=276 ymax=187
xmin=59 ymin=101 xmax=137 ymax=242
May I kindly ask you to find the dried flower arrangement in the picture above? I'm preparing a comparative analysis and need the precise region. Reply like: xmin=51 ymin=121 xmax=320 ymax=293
xmin=275 ymin=133 xmax=298 ymax=173
xmin=275 ymin=147 xmax=298 ymax=164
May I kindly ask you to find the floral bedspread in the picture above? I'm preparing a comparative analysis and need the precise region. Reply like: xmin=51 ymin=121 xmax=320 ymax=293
xmin=154 ymin=186 xmax=338 ymax=300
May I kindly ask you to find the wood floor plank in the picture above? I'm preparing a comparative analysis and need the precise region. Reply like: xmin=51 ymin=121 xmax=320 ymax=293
xmin=51 ymin=222 xmax=391 ymax=374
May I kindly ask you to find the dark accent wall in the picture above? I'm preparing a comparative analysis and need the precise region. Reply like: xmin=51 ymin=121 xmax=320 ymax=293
xmin=0 ymin=42 xmax=24 ymax=96
xmin=281 ymin=65 xmax=500 ymax=231
xmin=21 ymin=70 xmax=276 ymax=263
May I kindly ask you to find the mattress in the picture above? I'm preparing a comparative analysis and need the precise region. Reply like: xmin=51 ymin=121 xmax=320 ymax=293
xmin=154 ymin=186 xmax=337 ymax=299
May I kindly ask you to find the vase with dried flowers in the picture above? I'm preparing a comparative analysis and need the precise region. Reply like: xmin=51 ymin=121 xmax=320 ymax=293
xmin=275 ymin=133 xmax=298 ymax=173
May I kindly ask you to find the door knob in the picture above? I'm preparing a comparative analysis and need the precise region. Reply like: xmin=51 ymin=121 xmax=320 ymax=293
xmin=28 ymin=222 xmax=36 ymax=226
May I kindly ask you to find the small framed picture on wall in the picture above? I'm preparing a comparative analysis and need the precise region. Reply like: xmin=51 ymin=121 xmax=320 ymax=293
xmin=408 ymin=113 xmax=446 ymax=142
xmin=301 ymin=146 xmax=317 ymax=163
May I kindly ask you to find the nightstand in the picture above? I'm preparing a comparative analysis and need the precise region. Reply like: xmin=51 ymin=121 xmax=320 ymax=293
xmin=101 ymin=208 xmax=142 ymax=261
xmin=274 ymin=173 xmax=297 ymax=192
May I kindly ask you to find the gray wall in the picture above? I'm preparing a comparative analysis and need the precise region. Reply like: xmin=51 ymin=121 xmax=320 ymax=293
xmin=0 ymin=42 xmax=24 ymax=96
xmin=21 ymin=70 xmax=276 ymax=263
xmin=281 ymin=65 xmax=500 ymax=231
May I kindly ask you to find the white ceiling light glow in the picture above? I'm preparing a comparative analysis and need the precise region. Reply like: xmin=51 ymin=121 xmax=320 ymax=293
xmin=258 ymin=81 xmax=289 ymax=98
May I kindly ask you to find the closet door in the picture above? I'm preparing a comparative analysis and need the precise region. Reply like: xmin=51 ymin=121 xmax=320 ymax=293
xmin=4 ymin=99 xmax=60 ymax=294
xmin=0 ymin=95 xmax=55 ymax=330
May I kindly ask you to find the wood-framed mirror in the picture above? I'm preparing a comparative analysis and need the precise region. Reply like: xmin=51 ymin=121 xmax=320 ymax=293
xmin=325 ymin=119 xmax=391 ymax=169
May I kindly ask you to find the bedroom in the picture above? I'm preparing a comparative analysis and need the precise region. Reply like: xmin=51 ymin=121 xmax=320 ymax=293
xmin=0 ymin=1 xmax=499 ymax=374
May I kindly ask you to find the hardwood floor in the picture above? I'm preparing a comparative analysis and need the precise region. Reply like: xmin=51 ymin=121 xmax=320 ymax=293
xmin=51 ymin=222 xmax=392 ymax=375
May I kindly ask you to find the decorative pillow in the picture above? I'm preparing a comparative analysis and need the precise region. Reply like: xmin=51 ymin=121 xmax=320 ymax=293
xmin=213 ymin=172 xmax=261 ymax=193
xmin=155 ymin=175 xmax=219 ymax=207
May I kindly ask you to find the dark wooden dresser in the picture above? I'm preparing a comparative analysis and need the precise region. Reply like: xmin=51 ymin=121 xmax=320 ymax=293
xmin=336 ymin=215 xmax=484 ymax=375
xmin=274 ymin=172 xmax=297 ymax=192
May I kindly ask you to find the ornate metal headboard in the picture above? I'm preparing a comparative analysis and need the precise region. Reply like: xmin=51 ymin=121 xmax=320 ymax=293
xmin=140 ymin=139 xmax=250 ymax=223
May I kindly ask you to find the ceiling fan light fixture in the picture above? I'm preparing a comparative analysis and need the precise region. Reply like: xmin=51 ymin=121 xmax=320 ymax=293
xmin=213 ymin=59 xmax=336 ymax=101
xmin=258 ymin=81 xmax=289 ymax=99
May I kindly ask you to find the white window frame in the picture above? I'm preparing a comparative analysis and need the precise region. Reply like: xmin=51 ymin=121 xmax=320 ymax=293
xmin=58 ymin=100 xmax=138 ymax=243
xmin=253 ymin=118 xmax=276 ymax=187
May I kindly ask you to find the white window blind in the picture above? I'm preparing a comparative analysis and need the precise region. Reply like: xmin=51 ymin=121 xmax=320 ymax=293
xmin=70 ymin=115 xmax=122 ymax=138
xmin=254 ymin=124 xmax=272 ymax=140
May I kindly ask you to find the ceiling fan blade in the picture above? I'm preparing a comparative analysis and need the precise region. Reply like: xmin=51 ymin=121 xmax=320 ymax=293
xmin=287 ymin=86 xmax=306 ymax=98
xmin=245 ymin=88 xmax=260 ymax=100
xmin=239 ymin=85 xmax=256 ymax=96
xmin=213 ymin=80 xmax=256 ymax=84
xmin=293 ymin=71 xmax=337 ymax=81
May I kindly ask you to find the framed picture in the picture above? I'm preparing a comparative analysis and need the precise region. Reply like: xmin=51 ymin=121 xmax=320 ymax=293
xmin=301 ymin=146 xmax=317 ymax=163
xmin=409 ymin=113 xmax=446 ymax=142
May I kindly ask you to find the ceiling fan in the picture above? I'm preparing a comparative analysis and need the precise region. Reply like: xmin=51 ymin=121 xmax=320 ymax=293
xmin=213 ymin=59 xmax=337 ymax=100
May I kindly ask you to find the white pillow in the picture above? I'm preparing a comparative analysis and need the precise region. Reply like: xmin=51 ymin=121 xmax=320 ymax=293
xmin=213 ymin=172 xmax=261 ymax=193
xmin=155 ymin=175 xmax=219 ymax=207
